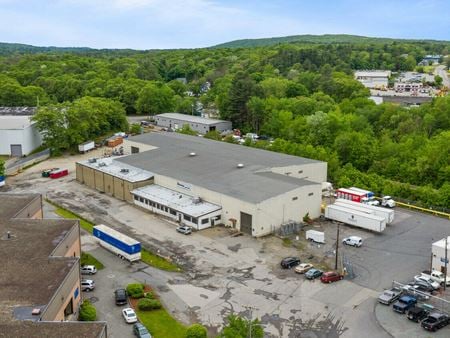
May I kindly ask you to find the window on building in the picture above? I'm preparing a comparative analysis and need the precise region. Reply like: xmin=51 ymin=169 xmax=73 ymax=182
xmin=170 ymin=209 xmax=176 ymax=215
xmin=215 ymin=215 xmax=221 ymax=221
xmin=64 ymin=298 xmax=74 ymax=316
xmin=298 ymin=170 xmax=303 ymax=174
xmin=292 ymin=197 xmax=298 ymax=201
xmin=139 ymin=197 xmax=144 ymax=203
xmin=201 ymin=218 xmax=209 ymax=224
xmin=184 ymin=214 xmax=191 ymax=222
xmin=134 ymin=195 xmax=138 ymax=200
xmin=308 ymin=192 xmax=314 ymax=196
xmin=192 ymin=217 xmax=198 ymax=224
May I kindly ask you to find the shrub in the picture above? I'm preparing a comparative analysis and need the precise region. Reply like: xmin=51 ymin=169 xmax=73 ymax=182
xmin=130 ymin=123 xmax=141 ymax=134
xmin=185 ymin=324 xmax=208 ymax=338
xmin=127 ymin=283 xmax=144 ymax=299
xmin=138 ymin=298 xmax=162 ymax=311
xmin=144 ymin=292 xmax=155 ymax=299
xmin=79 ymin=300 xmax=97 ymax=321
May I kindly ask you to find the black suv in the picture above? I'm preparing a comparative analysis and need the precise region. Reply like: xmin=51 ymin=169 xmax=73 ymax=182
xmin=421 ymin=313 xmax=450 ymax=332
xmin=280 ymin=257 xmax=301 ymax=269
xmin=407 ymin=306 xmax=429 ymax=322
xmin=115 ymin=288 xmax=128 ymax=306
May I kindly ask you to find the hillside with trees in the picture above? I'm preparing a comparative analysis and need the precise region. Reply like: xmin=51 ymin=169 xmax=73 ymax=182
xmin=0 ymin=39 xmax=448 ymax=209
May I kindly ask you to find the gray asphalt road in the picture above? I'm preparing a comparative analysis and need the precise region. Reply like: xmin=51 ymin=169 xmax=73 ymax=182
xmin=435 ymin=65 xmax=450 ymax=88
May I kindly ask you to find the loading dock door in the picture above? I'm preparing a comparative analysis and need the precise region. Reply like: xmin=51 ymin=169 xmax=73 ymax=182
xmin=10 ymin=144 xmax=22 ymax=157
xmin=240 ymin=212 xmax=252 ymax=235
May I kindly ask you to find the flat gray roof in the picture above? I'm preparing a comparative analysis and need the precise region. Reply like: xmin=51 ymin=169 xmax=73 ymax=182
xmin=117 ymin=132 xmax=322 ymax=203
xmin=0 ymin=107 xmax=36 ymax=116
xmin=155 ymin=113 xmax=230 ymax=125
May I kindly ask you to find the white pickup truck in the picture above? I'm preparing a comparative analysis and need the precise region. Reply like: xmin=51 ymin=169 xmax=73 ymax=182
xmin=421 ymin=270 xmax=450 ymax=286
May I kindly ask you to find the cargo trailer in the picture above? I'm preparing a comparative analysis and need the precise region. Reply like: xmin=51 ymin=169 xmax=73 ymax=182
xmin=325 ymin=204 xmax=386 ymax=232
xmin=49 ymin=168 xmax=68 ymax=179
xmin=78 ymin=141 xmax=95 ymax=153
xmin=334 ymin=199 xmax=395 ymax=224
xmin=93 ymin=224 xmax=141 ymax=262
xmin=335 ymin=188 xmax=366 ymax=203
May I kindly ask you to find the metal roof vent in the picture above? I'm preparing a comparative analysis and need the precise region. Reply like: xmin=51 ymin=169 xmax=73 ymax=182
xmin=1 ymin=231 xmax=16 ymax=241
xmin=98 ymin=162 xmax=107 ymax=167
xmin=88 ymin=158 xmax=97 ymax=163
xmin=120 ymin=168 xmax=130 ymax=173
xmin=237 ymin=163 xmax=244 ymax=168
xmin=189 ymin=152 xmax=197 ymax=157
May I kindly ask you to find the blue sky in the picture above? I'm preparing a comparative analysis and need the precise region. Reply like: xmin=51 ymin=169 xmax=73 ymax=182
xmin=0 ymin=0 xmax=448 ymax=49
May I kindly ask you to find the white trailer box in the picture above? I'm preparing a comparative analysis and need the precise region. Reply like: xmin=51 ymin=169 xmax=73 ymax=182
xmin=306 ymin=230 xmax=325 ymax=244
xmin=78 ymin=140 xmax=95 ymax=153
xmin=432 ymin=237 xmax=450 ymax=273
xmin=334 ymin=199 xmax=395 ymax=224
xmin=325 ymin=204 xmax=386 ymax=232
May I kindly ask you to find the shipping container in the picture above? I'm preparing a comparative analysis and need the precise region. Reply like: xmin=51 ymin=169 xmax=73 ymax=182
xmin=78 ymin=141 xmax=95 ymax=153
xmin=49 ymin=168 xmax=68 ymax=179
xmin=325 ymin=204 xmax=386 ymax=232
xmin=334 ymin=199 xmax=395 ymax=224
xmin=107 ymin=137 xmax=123 ymax=148
xmin=93 ymin=224 xmax=141 ymax=262
xmin=335 ymin=188 xmax=366 ymax=203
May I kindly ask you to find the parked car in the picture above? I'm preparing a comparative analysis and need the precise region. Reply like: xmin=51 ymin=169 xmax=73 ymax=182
xmin=407 ymin=306 xmax=429 ymax=323
xmin=80 ymin=265 xmax=97 ymax=275
xmin=342 ymin=236 xmax=363 ymax=247
xmin=280 ymin=257 xmax=301 ymax=269
xmin=392 ymin=295 xmax=417 ymax=314
xmin=133 ymin=322 xmax=152 ymax=338
xmin=421 ymin=313 xmax=450 ymax=332
xmin=412 ymin=281 xmax=435 ymax=294
xmin=295 ymin=263 xmax=313 ymax=274
xmin=115 ymin=288 xmax=128 ymax=306
xmin=421 ymin=270 xmax=450 ymax=286
xmin=414 ymin=275 xmax=440 ymax=290
xmin=320 ymin=271 xmax=343 ymax=283
xmin=305 ymin=268 xmax=323 ymax=280
xmin=176 ymin=225 xmax=192 ymax=235
xmin=378 ymin=287 xmax=403 ymax=305
xmin=81 ymin=279 xmax=95 ymax=292
xmin=122 ymin=308 xmax=138 ymax=324
xmin=402 ymin=284 xmax=431 ymax=301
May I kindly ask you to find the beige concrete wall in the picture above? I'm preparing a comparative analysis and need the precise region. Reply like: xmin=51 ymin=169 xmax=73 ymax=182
xmin=82 ymin=166 xmax=95 ymax=189
xmin=270 ymin=162 xmax=327 ymax=183
xmin=104 ymin=174 xmax=114 ymax=196
xmin=255 ymin=183 xmax=322 ymax=237
xmin=122 ymin=139 xmax=157 ymax=155
xmin=125 ymin=179 xmax=153 ymax=202
xmin=76 ymin=163 xmax=84 ymax=183
xmin=51 ymin=223 xmax=81 ymax=258
xmin=42 ymin=261 xmax=81 ymax=322
xmin=94 ymin=170 xmax=105 ymax=192
xmin=113 ymin=177 xmax=125 ymax=200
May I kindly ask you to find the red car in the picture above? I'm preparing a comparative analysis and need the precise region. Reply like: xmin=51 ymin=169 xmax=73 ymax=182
xmin=320 ymin=271 xmax=343 ymax=283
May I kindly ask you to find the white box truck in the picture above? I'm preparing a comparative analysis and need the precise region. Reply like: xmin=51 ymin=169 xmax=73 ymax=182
xmin=93 ymin=224 xmax=141 ymax=262
xmin=325 ymin=204 xmax=386 ymax=232
xmin=306 ymin=230 xmax=325 ymax=244
xmin=334 ymin=199 xmax=395 ymax=224
xmin=78 ymin=140 xmax=95 ymax=153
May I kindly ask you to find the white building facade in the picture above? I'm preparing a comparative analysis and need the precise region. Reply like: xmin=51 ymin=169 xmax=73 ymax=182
xmin=432 ymin=237 xmax=450 ymax=273
xmin=355 ymin=70 xmax=392 ymax=89
xmin=0 ymin=115 xmax=42 ymax=156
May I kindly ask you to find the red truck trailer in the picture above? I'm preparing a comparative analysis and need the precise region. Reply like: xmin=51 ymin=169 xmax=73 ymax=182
xmin=335 ymin=188 xmax=366 ymax=203
xmin=50 ymin=168 xmax=69 ymax=179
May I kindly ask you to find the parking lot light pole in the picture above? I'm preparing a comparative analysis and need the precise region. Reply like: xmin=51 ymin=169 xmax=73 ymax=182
xmin=335 ymin=222 xmax=340 ymax=270
xmin=445 ymin=236 xmax=448 ymax=291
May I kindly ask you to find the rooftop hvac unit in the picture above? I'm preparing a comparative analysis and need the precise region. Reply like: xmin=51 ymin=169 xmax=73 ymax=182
xmin=193 ymin=197 xmax=202 ymax=204
xmin=98 ymin=162 xmax=107 ymax=167
xmin=189 ymin=152 xmax=197 ymax=157
xmin=120 ymin=168 xmax=130 ymax=173
xmin=237 ymin=163 xmax=244 ymax=168
xmin=88 ymin=158 xmax=97 ymax=163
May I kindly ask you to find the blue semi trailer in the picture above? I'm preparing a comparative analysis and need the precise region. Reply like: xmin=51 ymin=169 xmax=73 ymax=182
xmin=93 ymin=224 xmax=141 ymax=262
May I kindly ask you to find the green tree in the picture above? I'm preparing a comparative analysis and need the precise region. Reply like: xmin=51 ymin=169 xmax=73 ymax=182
xmin=178 ymin=124 xmax=197 ymax=135
xmin=0 ymin=159 xmax=5 ymax=177
xmin=217 ymin=314 xmax=263 ymax=338
xmin=185 ymin=324 xmax=208 ymax=338
xmin=79 ymin=300 xmax=97 ymax=321
xmin=136 ymin=82 xmax=175 ymax=115
xmin=434 ymin=75 xmax=443 ymax=87
xmin=130 ymin=123 xmax=141 ymax=134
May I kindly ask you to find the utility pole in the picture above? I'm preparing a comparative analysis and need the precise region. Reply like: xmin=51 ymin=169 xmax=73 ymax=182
xmin=244 ymin=305 xmax=256 ymax=338
xmin=335 ymin=222 xmax=340 ymax=270
xmin=445 ymin=236 xmax=448 ymax=291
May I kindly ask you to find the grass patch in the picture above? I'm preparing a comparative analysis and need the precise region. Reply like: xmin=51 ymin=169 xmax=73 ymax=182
xmin=141 ymin=248 xmax=181 ymax=272
xmin=282 ymin=238 xmax=292 ymax=247
xmin=136 ymin=308 xmax=187 ymax=338
xmin=46 ymin=199 xmax=94 ymax=233
xmin=81 ymin=252 xmax=104 ymax=270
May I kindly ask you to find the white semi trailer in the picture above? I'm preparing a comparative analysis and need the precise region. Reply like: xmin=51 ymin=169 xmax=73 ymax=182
xmin=334 ymin=199 xmax=395 ymax=224
xmin=325 ymin=204 xmax=386 ymax=232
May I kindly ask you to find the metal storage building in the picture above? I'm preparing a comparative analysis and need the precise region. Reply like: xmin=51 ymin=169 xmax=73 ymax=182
xmin=154 ymin=113 xmax=232 ymax=134
xmin=77 ymin=132 xmax=327 ymax=237
xmin=0 ymin=107 xmax=42 ymax=156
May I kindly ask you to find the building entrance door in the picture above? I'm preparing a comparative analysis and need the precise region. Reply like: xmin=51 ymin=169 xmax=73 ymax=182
xmin=10 ymin=144 xmax=22 ymax=157
xmin=240 ymin=212 xmax=252 ymax=235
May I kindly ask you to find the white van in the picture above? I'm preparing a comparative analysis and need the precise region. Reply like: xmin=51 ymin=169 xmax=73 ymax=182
xmin=306 ymin=230 xmax=325 ymax=244
xmin=342 ymin=236 xmax=363 ymax=247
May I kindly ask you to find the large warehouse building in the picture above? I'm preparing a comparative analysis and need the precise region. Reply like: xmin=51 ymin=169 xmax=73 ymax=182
xmin=76 ymin=132 xmax=327 ymax=237
xmin=154 ymin=113 xmax=232 ymax=134
xmin=0 ymin=107 xmax=42 ymax=157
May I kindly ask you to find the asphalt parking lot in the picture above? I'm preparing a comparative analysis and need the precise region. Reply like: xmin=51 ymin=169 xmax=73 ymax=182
xmin=3 ymin=155 xmax=450 ymax=337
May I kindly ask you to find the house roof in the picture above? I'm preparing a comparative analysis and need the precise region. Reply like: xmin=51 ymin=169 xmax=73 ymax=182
xmin=117 ymin=132 xmax=323 ymax=203
xmin=155 ymin=113 xmax=230 ymax=125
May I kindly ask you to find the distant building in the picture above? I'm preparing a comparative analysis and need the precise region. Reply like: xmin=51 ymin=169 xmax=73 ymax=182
xmin=175 ymin=77 xmax=187 ymax=85
xmin=354 ymin=70 xmax=392 ymax=89
xmin=0 ymin=193 xmax=107 ymax=337
xmin=432 ymin=237 xmax=450 ymax=273
xmin=0 ymin=107 xmax=42 ymax=157
xmin=394 ymin=82 xmax=423 ymax=92
xmin=419 ymin=55 xmax=442 ymax=66
xmin=154 ymin=113 xmax=232 ymax=134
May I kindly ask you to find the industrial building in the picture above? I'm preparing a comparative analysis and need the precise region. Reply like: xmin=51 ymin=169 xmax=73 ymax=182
xmin=432 ymin=237 xmax=450 ymax=273
xmin=354 ymin=70 xmax=392 ymax=89
xmin=0 ymin=193 xmax=107 ymax=338
xmin=154 ymin=113 xmax=232 ymax=134
xmin=76 ymin=132 xmax=327 ymax=237
xmin=0 ymin=107 xmax=43 ymax=157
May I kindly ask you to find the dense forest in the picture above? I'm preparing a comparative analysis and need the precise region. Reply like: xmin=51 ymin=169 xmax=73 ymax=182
xmin=0 ymin=38 xmax=449 ymax=209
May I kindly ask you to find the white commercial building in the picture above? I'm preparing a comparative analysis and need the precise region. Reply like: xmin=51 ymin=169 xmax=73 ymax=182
xmin=355 ymin=70 xmax=392 ymax=89
xmin=432 ymin=237 xmax=450 ymax=273
xmin=154 ymin=113 xmax=232 ymax=134
xmin=0 ymin=107 xmax=42 ymax=157
xmin=115 ymin=132 xmax=327 ymax=237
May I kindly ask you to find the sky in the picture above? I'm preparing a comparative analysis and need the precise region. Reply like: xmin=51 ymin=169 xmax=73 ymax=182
xmin=0 ymin=0 xmax=449 ymax=49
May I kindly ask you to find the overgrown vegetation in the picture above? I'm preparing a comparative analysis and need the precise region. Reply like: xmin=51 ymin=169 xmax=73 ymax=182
xmin=185 ymin=324 xmax=208 ymax=338
xmin=47 ymin=199 xmax=94 ymax=233
xmin=79 ymin=299 xmax=97 ymax=321
xmin=137 ymin=298 xmax=162 ymax=311
xmin=217 ymin=314 xmax=264 ymax=338
xmin=141 ymin=248 xmax=181 ymax=272
xmin=80 ymin=252 xmax=105 ymax=270
xmin=127 ymin=283 xmax=145 ymax=299
xmin=1 ymin=40 xmax=449 ymax=208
